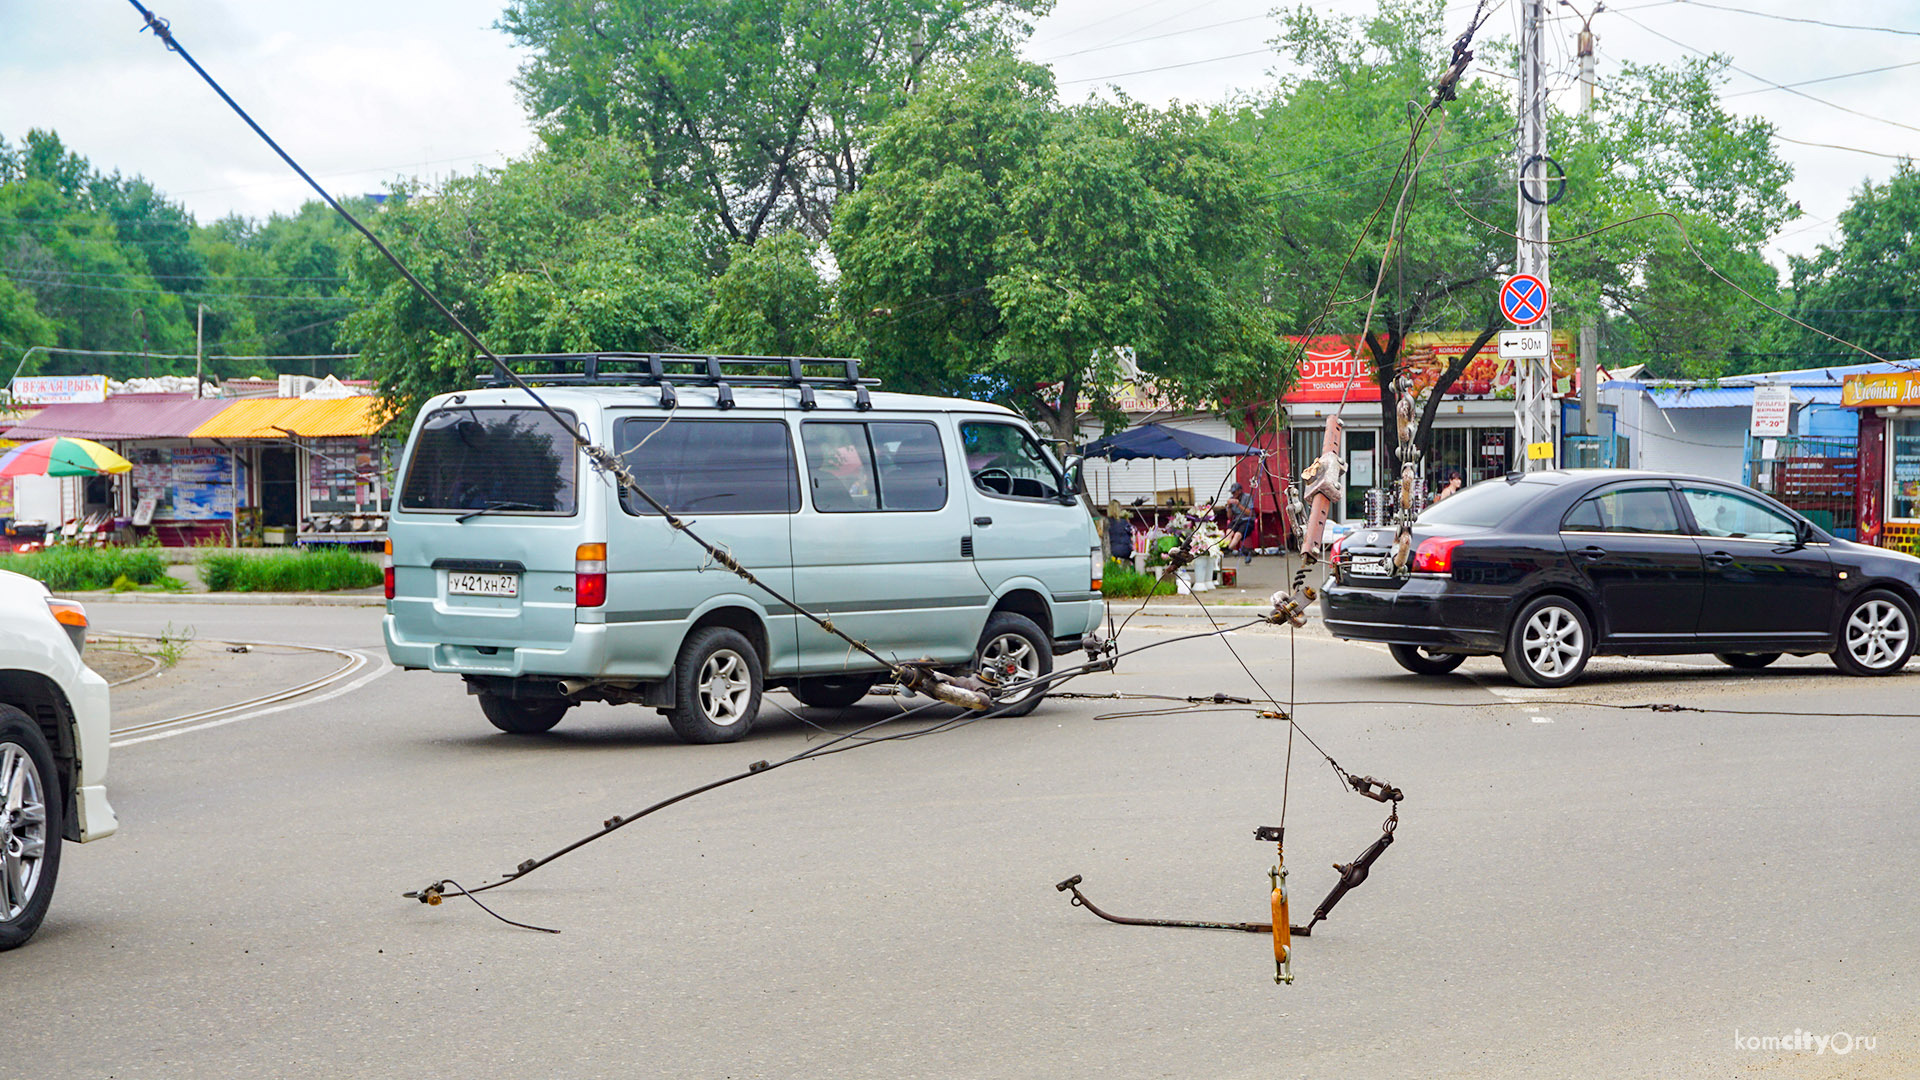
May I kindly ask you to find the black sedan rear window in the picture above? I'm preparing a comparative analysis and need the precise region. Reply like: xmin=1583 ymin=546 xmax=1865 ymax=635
xmin=1418 ymin=478 xmax=1553 ymax=527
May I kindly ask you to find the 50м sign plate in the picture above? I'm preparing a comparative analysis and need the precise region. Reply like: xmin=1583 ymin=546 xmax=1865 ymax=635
xmin=1497 ymin=330 xmax=1551 ymax=359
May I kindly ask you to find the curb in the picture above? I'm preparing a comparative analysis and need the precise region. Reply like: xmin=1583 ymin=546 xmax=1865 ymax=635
xmin=63 ymin=590 xmax=386 ymax=608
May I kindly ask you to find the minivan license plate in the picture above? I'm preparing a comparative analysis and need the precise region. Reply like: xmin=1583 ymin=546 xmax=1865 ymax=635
xmin=448 ymin=571 xmax=518 ymax=597
xmin=1348 ymin=555 xmax=1390 ymax=577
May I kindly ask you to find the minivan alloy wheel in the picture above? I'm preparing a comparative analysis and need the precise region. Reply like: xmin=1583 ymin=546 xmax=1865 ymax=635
xmin=1845 ymin=597 xmax=1910 ymax=671
xmin=698 ymin=649 xmax=754 ymax=726
xmin=2 ymin=738 xmax=50 ymax=923
xmin=979 ymin=632 xmax=1041 ymax=703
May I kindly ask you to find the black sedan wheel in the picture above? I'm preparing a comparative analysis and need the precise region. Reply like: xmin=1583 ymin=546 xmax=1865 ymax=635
xmin=1388 ymin=643 xmax=1467 ymax=675
xmin=1714 ymin=652 xmax=1781 ymax=670
xmin=1502 ymin=596 xmax=1593 ymax=688
xmin=1831 ymin=589 xmax=1915 ymax=676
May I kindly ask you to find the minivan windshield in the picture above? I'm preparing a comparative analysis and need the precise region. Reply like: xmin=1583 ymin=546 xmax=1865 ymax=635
xmin=400 ymin=407 xmax=578 ymax=514
xmin=1416 ymin=476 xmax=1553 ymax=528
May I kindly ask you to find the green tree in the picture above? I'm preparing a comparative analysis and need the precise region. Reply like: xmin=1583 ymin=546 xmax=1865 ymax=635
xmin=339 ymin=138 xmax=711 ymax=428
xmin=834 ymin=57 xmax=1290 ymax=443
xmin=1225 ymin=0 xmax=1512 ymax=470
xmin=1786 ymin=161 xmax=1920 ymax=365
xmin=696 ymin=231 xmax=847 ymax=356
xmin=498 ymin=0 xmax=1048 ymax=244
xmin=1550 ymin=56 xmax=1797 ymax=378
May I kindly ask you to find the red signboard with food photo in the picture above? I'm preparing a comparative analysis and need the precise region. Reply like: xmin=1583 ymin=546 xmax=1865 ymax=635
xmin=1284 ymin=332 xmax=1577 ymax=403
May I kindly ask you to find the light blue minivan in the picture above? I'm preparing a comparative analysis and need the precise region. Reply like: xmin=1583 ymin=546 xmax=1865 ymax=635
xmin=382 ymin=355 xmax=1104 ymax=742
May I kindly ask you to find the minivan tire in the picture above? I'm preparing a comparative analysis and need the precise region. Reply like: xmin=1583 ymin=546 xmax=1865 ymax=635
xmin=669 ymin=627 xmax=763 ymax=743
xmin=975 ymin=612 xmax=1052 ymax=717
xmin=1501 ymin=595 xmax=1592 ymax=688
xmin=478 ymin=693 xmax=570 ymax=735
xmin=792 ymin=675 xmax=877 ymax=710
xmin=1831 ymin=589 xmax=1915 ymax=677
xmin=1388 ymin=643 xmax=1467 ymax=675
xmin=0 ymin=705 xmax=62 ymax=951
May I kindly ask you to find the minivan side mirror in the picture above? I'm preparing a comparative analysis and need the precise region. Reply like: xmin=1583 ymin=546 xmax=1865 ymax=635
xmin=1061 ymin=455 xmax=1088 ymax=498
xmin=1792 ymin=517 xmax=1814 ymax=548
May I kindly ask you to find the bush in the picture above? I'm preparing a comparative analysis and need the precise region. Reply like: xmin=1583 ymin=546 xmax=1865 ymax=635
xmin=0 ymin=547 xmax=171 ymax=591
xmin=199 ymin=549 xmax=383 ymax=592
xmin=1100 ymin=558 xmax=1176 ymax=599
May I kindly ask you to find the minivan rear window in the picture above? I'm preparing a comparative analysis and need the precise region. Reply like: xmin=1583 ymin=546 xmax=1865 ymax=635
xmin=400 ymin=407 xmax=578 ymax=514
xmin=615 ymin=419 xmax=800 ymax=515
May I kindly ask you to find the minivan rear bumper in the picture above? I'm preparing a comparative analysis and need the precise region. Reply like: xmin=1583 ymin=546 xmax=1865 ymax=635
xmin=385 ymin=614 xmax=622 ymax=679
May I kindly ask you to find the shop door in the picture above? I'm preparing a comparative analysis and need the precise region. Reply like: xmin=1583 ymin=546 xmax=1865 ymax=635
xmin=260 ymin=448 xmax=298 ymax=527
xmin=1343 ymin=429 xmax=1376 ymax=521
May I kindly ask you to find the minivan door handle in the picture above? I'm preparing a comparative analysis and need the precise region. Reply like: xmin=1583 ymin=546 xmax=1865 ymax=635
xmin=1574 ymin=545 xmax=1607 ymax=561
xmin=1704 ymin=550 xmax=1735 ymax=566
xmin=973 ymin=516 xmax=993 ymax=527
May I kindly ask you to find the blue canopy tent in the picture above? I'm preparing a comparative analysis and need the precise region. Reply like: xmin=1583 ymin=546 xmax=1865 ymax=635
xmin=1078 ymin=422 xmax=1261 ymax=511
xmin=1078 ymin=422 xmax=1258 ymax=460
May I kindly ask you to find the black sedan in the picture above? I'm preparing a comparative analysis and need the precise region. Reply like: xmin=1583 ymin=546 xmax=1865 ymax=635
xmin=1321 ymin=469 xmax=1920 ymax=687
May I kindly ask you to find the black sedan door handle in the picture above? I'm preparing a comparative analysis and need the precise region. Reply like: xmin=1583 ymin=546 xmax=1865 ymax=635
xmin=973 ymin=516 xmax=993 ymax=527
xmin=1574 ymin=545 xmax=1607 ymax=561
xmin=1704 ymin=551 xmax=1735 ymax=566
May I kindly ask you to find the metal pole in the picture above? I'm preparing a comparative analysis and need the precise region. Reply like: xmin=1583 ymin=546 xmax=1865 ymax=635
xmin=1515 ymin=0 xmax=1555 ymax=470
xmin=195 ymin=303 xmax=205 ymax=398
xmin=1570 ymin=2 xmax=1603 ymax=446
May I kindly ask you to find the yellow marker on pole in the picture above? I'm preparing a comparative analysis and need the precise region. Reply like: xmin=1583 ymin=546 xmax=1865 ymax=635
xmin=1526 ymin=441 xmax=1556 ymax=461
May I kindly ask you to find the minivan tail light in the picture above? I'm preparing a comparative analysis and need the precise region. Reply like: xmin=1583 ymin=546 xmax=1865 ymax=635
xmin=1328 ymin=534 xmax=1346 ymax=566
xmin=46 ymin=598 xmax=87 ymax=656
xmin=1091 ymin=547 xmax=1103 ymax=593
xmin=1412 ymin=536 xmax=1463 ymax=575
xmin=383 ymin=538 xmax=395 ymax=600
xmin=575 ymin=542 xmax=607 ymax=608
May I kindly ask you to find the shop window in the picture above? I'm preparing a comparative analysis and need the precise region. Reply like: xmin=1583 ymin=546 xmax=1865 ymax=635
xmin=1892 ymin=419 xmax=1920 ymax=521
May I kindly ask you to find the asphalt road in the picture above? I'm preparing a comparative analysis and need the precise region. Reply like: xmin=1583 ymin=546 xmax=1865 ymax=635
xmin=7 ymin=601 xmax=1917 ymax=1079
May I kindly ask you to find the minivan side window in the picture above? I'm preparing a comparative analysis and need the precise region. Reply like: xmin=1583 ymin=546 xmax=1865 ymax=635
xmin=400 ymin=406 xmax=578 ymax=514
xmin=615 ymin=419 xmax=799 ymax=515
xmin=1562 ymin=487 xmax=1680 ymax=534
xmin=802 ymin=423 xmax=879 ymax=512
xmin=959 ymin=422 xmax=1063 ymax=500
xmin=800 ymin=421 xmax=948 ymax=512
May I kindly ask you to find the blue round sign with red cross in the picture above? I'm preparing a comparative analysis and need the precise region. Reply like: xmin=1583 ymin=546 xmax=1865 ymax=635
xmin=1500 ymin=273 xmax=1548 ymax=327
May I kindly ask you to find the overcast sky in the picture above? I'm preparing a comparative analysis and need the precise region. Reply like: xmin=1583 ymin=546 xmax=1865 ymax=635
xmin=1 ymin=0 xmax=1913 ymax=272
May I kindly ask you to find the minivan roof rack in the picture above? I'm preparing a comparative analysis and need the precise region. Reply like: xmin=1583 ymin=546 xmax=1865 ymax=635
xmin=476 ymin=353 xmax=880 ymax=390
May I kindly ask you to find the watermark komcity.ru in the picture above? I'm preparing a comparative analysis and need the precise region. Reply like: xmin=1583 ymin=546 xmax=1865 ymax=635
xmin=1734 ymin=1029 xmax=1878 ymax=1055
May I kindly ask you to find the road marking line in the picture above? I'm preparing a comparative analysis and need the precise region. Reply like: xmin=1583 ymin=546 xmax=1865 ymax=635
xmin=113 ymin=651 xmax=393 ymax=747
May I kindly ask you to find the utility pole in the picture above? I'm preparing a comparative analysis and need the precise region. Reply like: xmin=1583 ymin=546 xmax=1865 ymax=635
xmin=1565 ymin=0 xmax=1604 ymax=451
xmin=1514 ymin=0 xmax=1556 ymax=471
xmin=194 ymin=303 xmax=205 ymax=398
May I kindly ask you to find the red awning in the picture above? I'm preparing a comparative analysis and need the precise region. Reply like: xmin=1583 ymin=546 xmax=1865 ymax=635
xmin=0 ymin=395 xmax=235 ymax=441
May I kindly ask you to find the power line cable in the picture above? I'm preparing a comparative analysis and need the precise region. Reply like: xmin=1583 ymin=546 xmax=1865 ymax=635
xmin=1613 ymin=9 xmax=1920 ymax=137
xmin=1666 ymin=0 xmax=1920 ymax=38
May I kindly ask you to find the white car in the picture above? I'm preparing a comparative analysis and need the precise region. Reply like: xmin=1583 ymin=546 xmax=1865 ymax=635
xmin=0 ymin=569 xmax=114 ymax=949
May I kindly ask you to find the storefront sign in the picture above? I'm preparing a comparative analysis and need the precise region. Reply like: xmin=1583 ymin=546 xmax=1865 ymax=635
xmin=1287 ymin=332 xmax=1576 ymax=403
xmin=1842 ymin=371 xmax=1920 ymax=408
xmin=9 ymin=375 xmax=106 ymax=404
xmin=1749 ymin=384 xmax=1793 ymax=435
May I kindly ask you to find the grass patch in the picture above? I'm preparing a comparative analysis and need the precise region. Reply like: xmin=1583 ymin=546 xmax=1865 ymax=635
xmin=1099 ymin=558 xmax=1177 ymax=599
xmin=200 ymin=549 xmax=383 ymax=592
xmin=0 ymin=547 xmax=171 ymax=591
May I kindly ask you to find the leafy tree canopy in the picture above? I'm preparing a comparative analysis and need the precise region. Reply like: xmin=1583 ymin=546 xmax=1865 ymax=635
xmin=339 ymin=137 xmax=711 ymax=429
xmin=499 ymin=0 xmax=1049 ymax=245
xmin=1787 ymin=160 xmax=1920 ymax=366
xmin=833 ymin=56 xmax=1292 ymax=442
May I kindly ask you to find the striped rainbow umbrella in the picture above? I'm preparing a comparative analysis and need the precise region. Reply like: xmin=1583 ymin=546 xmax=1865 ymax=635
xmin=0 ymin=436 xmax=133 ymax=479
